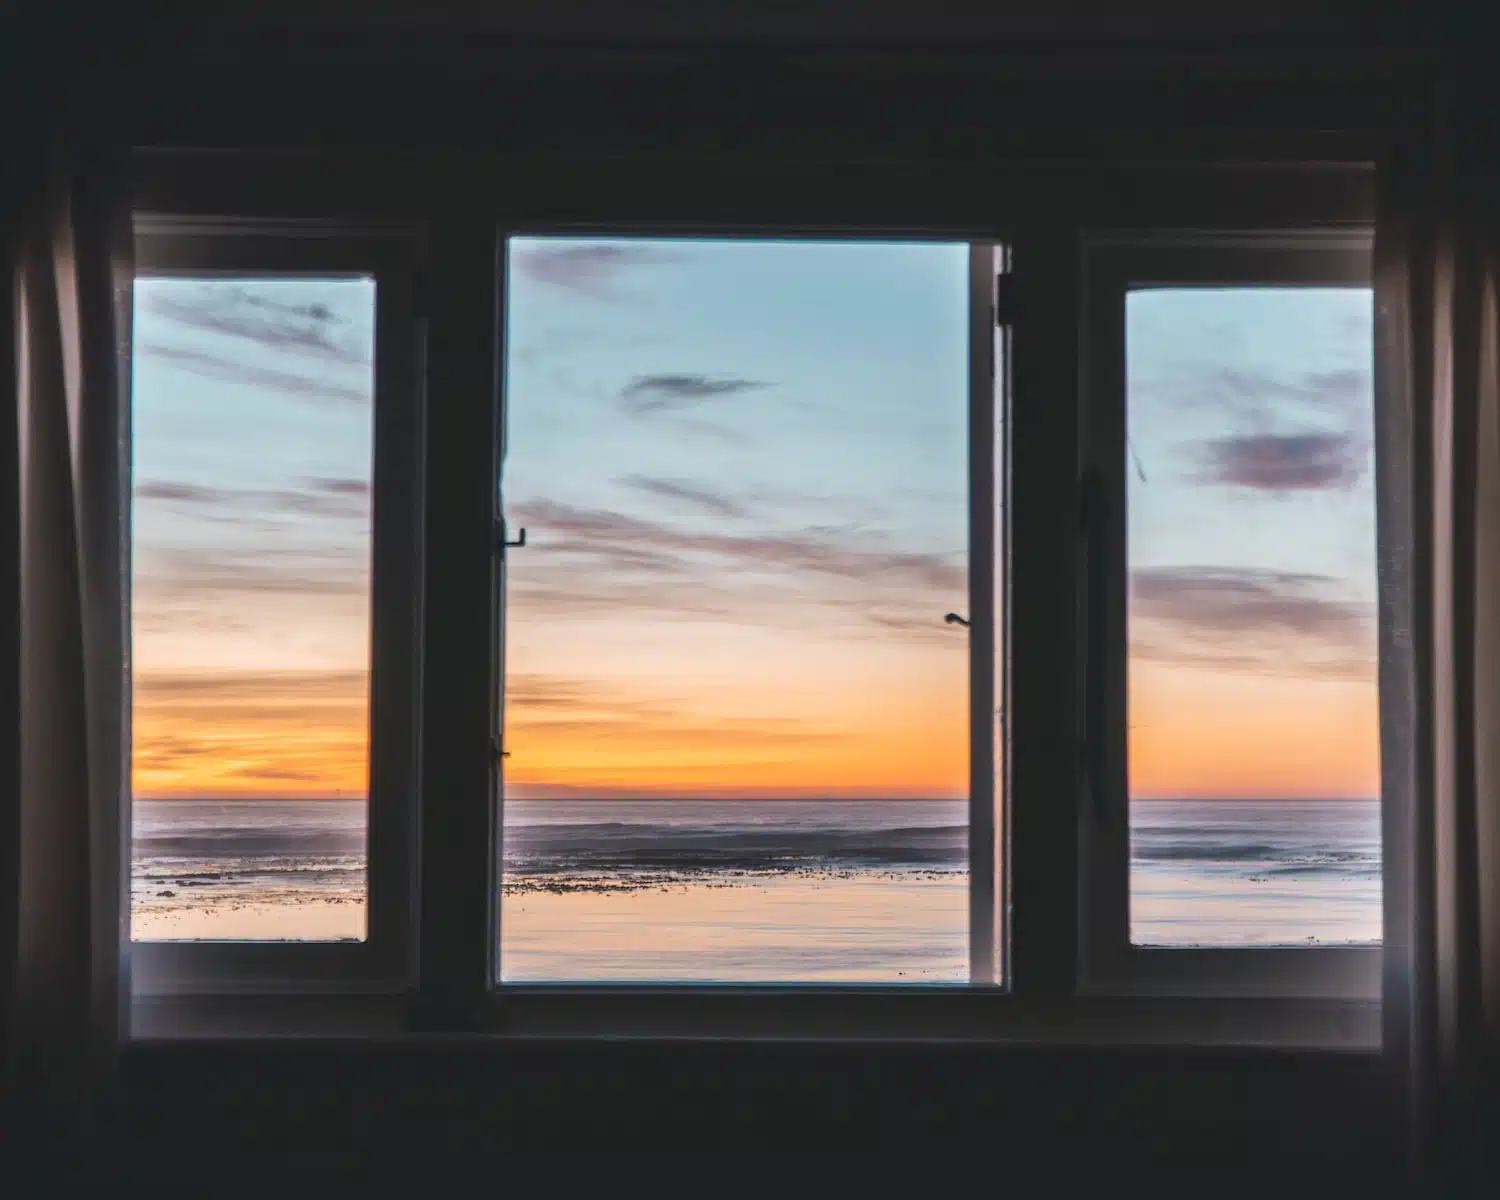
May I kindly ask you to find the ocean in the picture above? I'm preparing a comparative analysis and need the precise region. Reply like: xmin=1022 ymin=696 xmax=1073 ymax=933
xmin=1130 ymin=799 xmax=1382 ymax=947
xmin=131 ymin=797 xmax=1381 ymax=974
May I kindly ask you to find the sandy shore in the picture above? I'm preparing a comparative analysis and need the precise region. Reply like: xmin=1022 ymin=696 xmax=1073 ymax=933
xmin=500 ymin=871 xmax=968 ymax=983
xmin=131 ymin=892 xmax=366 ymax=941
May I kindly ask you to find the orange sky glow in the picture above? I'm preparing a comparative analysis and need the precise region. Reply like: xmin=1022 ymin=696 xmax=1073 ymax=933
xmin=130 ymin=253 xmax=1379 ymax=805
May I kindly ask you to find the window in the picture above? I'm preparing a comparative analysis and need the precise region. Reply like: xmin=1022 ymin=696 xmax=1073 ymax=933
xmin=497 ymin=235 xmax=1006 ymax=985
xmin=129 ymin=222 xmax=421 ymax=994
xmin=131 ymin=274 xmax=376 ymax=943
xmin=1080 ymin=233 xmax=1381 ymax=998
xmin=123 ymin=156 xmax=1383 ymax=1043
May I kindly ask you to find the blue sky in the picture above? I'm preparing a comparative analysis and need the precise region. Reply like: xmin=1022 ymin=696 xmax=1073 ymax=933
xmin=127 ymin=237 xmax=1378 ymax=803
xmin=502 ymin=237 xmax=973 ymax=799
xmin=1126 ymin=287 xmax=1377 ymax=797
xmin=131 ymin=276 xmax=375 ymax=797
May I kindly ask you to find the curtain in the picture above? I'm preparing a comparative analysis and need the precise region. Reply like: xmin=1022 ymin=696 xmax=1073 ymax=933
xmin=2 ymin=144 xmax=133 ymax=1161
xmin=1376 ymin=65 xmax=1500 ymax=1183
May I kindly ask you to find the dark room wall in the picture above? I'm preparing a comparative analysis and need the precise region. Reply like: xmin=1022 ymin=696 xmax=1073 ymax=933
xmin=2 ymin=8 xmax=1429 ymax=1188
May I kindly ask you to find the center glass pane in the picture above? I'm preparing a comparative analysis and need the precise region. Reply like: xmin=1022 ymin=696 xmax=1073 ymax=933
xmin=498 ymin=236 xmax=973 ymax=982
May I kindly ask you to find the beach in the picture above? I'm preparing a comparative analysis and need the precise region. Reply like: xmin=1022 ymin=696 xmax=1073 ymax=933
xmin=131 ymin=797 xmax=1382 ymax=972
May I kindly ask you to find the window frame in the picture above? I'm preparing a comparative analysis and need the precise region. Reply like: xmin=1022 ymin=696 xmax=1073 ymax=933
xmin=128 ymin=219 xmax=425 ymax=1002
xmin=1077 ymin=230 xmax=1383 ymax=1001
xmin=120 ymin=150 xmax=1388 ymax=1047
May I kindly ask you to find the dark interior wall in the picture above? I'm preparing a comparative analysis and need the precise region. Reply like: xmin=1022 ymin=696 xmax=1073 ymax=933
xmin=114 ymin=1043 xmax=1395 ymax=1184
xmin=3 ymin=11 xmax=1425 ymax=1183
xmin=6 ymin=0 xmax=1438 ymax=45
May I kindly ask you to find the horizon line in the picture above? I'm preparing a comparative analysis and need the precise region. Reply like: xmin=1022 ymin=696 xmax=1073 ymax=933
xmin=133 ymin=793 xmax=1381 ymax=803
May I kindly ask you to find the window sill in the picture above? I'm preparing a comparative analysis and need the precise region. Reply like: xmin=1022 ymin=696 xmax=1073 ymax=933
xmin=130 ymin=989 xmax=1380 ymax=1050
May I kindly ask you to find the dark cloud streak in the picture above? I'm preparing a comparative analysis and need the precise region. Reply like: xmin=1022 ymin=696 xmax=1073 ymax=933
xmin=139 ymin=287 xmax=369 ymax=367
xmin=501 ymin=499 xmax=965 ymax=647
xmin=511 ymin=243 xmax=684 ymax=298
xmin=502 ymin=674 xmax=847 ymax=747
xmin=513 ymin=498 xmax=964 ymax=593
xmin=1131 ymin=566 xmax=1375 ymax=679
xmin=141 ymin=342 xmax=370 ymax=406
xmin=135 ymin=476 xmax=370 ymax=520
xmin=620 ymin=374 xmax=771 ymax=416
xmin=136 ymin=669 xmax=369 ymax=702
xmin=1195 ymin=432 xmax=1367 ymax=493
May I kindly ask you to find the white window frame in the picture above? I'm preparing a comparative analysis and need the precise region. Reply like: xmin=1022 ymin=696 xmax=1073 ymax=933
xmin=1077 ymin=230 xmax=1382 ymax=1001
xmin=128 ymin=219 xmax=425 ymax=1007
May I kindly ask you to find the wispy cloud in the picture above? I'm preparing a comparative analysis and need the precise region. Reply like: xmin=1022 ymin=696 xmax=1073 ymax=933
xmin=863 ymin=610 xmax=971 ymax=645
xmin=237 ymin=767 xmax=328 ymax=782
xmin=620 ymin=374 xmax=771 ymax=416
xmin=135 ymin=545 xmax=369 ymax=604
xmin=133 ymin=668 xmax=370 ymax=796
xmin=138 ymin=286 xmax=370 ymax=367
xmin=1131 ymin=565 xmax=1375 ymax=679
xmin=135 ymin=476 xmax=370 ymax=520
xmin=136 ymin=481 xmax=219 ymax=504
xmin=617 ymin=475 xmax=749 ymax=519
xmin=513 ymin=499 xmax=964 ymax=593
xmin=1194 ymin=432 xmax=1367 ymax=493
xmin=1191 ymin=365 xmax=1372 ymax=424
xmin=136 ymin=669 xmax=368 ymax=702
xmin=140 ymin=343 xmax=371 ymax=406
xmin=310 ymin=477 xmax=370 ymax=498
xmin=510 ymin=717 xmax=847 ymax=748
xmin=502 ymin=673 xmax=846 ymax=750
xmin=506 ymin=674 xmax=674 ymax=720
xmin=503 ymin=498 xmax=965 ymax=647
xmin=511 ymin=242 xmax=684 ymax=298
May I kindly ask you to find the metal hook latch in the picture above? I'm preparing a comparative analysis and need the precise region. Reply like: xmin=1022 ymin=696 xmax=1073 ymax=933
xmin=498 ymin=519 xmax=527 ymax=549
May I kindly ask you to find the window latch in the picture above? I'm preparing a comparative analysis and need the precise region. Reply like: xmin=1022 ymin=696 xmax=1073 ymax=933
xmin=497 ymin=519 xmax=527 ymax=549
xmin=944 ymin=612 xmax=971 ymax=628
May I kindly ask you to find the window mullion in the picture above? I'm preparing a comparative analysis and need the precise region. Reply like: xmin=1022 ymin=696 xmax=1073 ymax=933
xmin=1007 ymin=219 xmax=1085 ymax=997
xmin=412 ymin=215 xmax=501 ymax=1030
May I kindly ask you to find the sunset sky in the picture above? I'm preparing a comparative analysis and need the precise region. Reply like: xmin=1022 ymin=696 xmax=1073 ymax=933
xmin=1127 ymin=287 xmax=1378 ymax=799
xmin=132 ymin=276 xmax=375 ymax=799
xmin=129 ymin=239 xmax=1378 ymax=804
xmin=501 ymin=238 xmax=971 ymax=800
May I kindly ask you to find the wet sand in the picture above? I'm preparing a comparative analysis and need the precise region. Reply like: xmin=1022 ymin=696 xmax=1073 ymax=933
xmin=131 ymin=891 xmax=366 ymax=941
xmin=500 ymin=871 xmax=968 ymax=983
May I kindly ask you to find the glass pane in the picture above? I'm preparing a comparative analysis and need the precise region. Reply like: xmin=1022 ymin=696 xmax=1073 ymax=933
xmin=130 ymin=276 xmax=376 ymax=941
xmin=1126 ymin=287 xmax=1381 ymax=947
xmin=500 ymin=236 xmax=979 ymax=982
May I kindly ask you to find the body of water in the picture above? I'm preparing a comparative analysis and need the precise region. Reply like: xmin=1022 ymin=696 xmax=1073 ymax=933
xmin=131 ymin=797 xmax=1381 ymax=969
xmin=1130 ymin=799 xmax=1381 ymax=946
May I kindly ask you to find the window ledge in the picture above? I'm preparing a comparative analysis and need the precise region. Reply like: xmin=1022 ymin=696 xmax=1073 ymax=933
xmin=130 ymin=990 xmax=1380 ymax=1050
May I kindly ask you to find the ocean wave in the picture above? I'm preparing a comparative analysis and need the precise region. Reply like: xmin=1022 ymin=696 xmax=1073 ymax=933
xmin=131 ymin=830 xmax=367 ymax=858
xmin=1132 ymin=841 xmax=1376 ymax=865
xmin=502 ymin=822 xmax=967 ymax=876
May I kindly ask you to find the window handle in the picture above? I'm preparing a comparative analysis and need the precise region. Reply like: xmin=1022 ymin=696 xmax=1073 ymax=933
xmin=501 ymin=522 xmax=527 ymax=549
xmin=944 ymin=612 xmax=970 ymax=628
xmin=1080 ymin=468 xmax=1110 ymax=823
